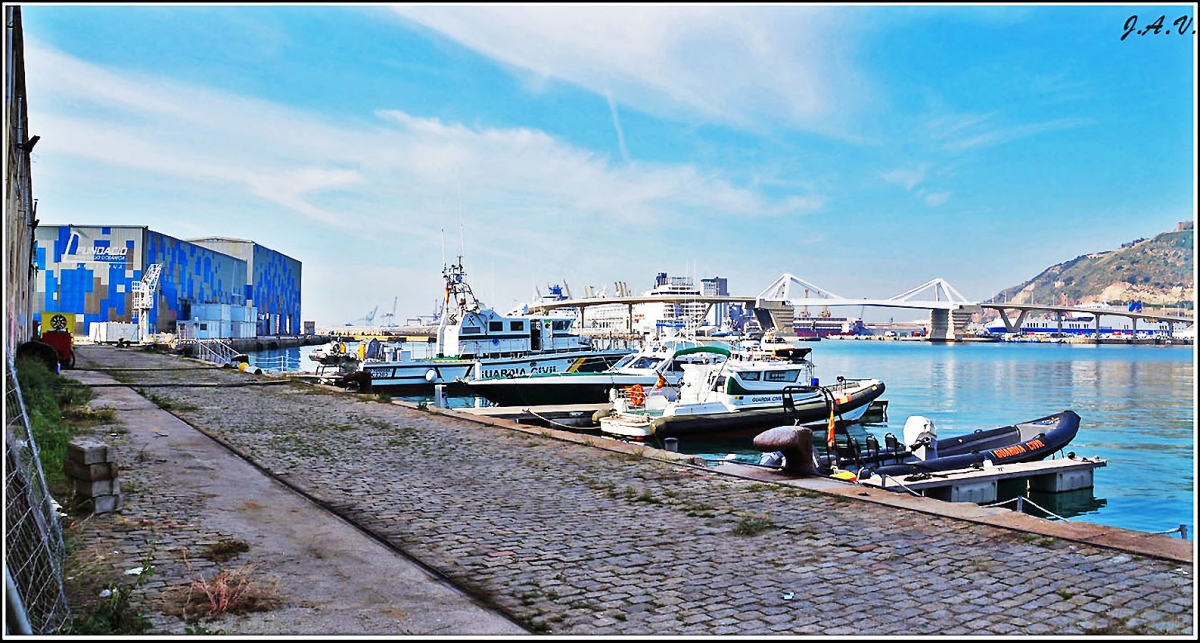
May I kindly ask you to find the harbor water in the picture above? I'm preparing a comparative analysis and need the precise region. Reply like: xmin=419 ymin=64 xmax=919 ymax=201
xmin=250 ymin=340 xmax=1195 ymax=539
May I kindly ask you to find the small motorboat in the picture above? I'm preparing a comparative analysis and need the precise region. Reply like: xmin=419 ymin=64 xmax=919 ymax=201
xmin=822 ymin=410 xmax=1082 ymax=477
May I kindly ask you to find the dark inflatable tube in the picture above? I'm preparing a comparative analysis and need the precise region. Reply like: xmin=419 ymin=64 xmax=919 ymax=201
xmin=848 ymin=410 xmax=1081 ymax=478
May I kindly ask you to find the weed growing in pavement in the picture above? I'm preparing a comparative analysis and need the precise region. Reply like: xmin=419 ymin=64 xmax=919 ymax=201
xmin=184 ymin=624 xmax=227 ymax=635
xmin=201 ymin=539 xmax=251 ymax=563
xmin=375 ymin=393 xmax=393 ymax=403
xmin=731 ymin=515 xmax=777 ymax=536
xmin=1020 ymin=534 xmax=1059 ymax=548
xmin=61 ymin=544 xmax=157 ymax=635
xmin=146 ymin=393 xmax=200 ymax=412
xmin=167 ymin=562 xmax=282 ymax=623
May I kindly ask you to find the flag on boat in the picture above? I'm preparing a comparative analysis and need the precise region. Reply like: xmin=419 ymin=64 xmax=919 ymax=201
xmin=655 ymin=373 xmax=667 ymax=388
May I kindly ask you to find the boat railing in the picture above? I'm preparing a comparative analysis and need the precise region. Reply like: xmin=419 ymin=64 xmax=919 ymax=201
xmin=191 ymin=339 xmax=242 ymax=367
xmin=250 ymin=353 xmax=303 ymax=374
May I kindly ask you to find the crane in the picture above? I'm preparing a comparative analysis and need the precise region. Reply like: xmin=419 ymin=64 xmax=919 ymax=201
xmin=379 ymin=297 xmax=398 ymax=327
xmin=132 ymin=263 xmax=162 ymax=342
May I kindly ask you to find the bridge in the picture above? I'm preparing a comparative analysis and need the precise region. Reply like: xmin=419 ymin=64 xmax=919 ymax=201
xmin=527 ymin=273 xmax=1194 ymax=342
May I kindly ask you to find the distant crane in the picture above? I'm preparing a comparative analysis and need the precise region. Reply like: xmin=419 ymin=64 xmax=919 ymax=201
xmin=132 ymin=263 xmax=162 ymax=342
xmin=379 ymin=297 xmax=398 ymax=327
xmin=354 ymin=305 xmax=378 ymax=326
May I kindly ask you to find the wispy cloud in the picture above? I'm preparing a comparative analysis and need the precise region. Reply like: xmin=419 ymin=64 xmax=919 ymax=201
xmin=390 ymin=5 xmax=874 ymax=138
xmin=606 ymin=91 xmax=630 ymax=163
xmin=927 ymin=110 xmax=1090 ymax=153
xmin=881 ymin=163 xmax=930 ymax=191
xmin=882 ymin=163 xmax=952 ymax=207
xmin=921 ymin=191 xmax=950 ymax=207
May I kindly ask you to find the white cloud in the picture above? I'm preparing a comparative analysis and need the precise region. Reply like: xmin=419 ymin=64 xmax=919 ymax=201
xmin=22 ymin=39 xmax=825 ymax=324
xmin=881 ymin=163 xmax=930 ymax=191
xmin=391 ymin=5 xmax=873 ymax=138
xmin=923 ymin=191 xmax=950 ymax=207
xmin=926 ymin=110 xmax=1089 ymax=153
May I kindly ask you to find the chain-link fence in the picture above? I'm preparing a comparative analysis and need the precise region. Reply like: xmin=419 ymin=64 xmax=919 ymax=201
xmin=4 ymin=358 xmax=70 ymax=634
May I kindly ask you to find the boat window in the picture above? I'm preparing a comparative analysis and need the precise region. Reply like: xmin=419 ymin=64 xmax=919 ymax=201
xmin=740 ymin=371 xmax=760 ymax=381
xmin=510 ymin=321 xmax=525 ymax=331
xmin=552 ymin=320 xmax=569 ymax=331
xmin=630 ymin=357 xmax=663 ymax=369
xmin=765 ymin=370 xmax=799 ymax=382
xmin=714 ymin=376 xmax=726 ymax=391
xmin=461 ymin=326 xmax=481 ymax=335
xmin=611 ymin=354 xmax=637 ymax=369
xmin=489 ymin=321 xmax=503 ymax=331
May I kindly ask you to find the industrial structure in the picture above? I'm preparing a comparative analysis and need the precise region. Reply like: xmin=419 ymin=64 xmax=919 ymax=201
xmin=32 ymin=225 xmax=302 ymax=340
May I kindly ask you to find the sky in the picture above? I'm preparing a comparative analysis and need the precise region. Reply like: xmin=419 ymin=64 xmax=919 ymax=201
xmin=12 ymin=3 xmax=1197 ymax=326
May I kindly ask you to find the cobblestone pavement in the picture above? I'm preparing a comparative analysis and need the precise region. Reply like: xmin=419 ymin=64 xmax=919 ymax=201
xmin=67 ymin=345 xmax=1194 ymax=636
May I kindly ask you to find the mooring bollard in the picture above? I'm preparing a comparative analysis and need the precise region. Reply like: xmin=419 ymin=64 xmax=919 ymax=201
xmin=664 ymin=437 xmax=679 ymax=452
xmin=752 ymin=426 xmax=817 ymax=476
xmin=434 ymin=384 xmax=447 ymax=408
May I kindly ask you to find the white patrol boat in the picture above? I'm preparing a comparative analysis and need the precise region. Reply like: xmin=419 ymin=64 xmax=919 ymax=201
xmin=349 ymin=257 xmax=632 ymax=393
xmin=598 ymin=342 xmax=885 ymax=441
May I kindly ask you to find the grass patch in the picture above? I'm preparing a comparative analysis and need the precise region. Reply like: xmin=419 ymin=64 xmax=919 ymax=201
xmin=13 ymin=357 xmax=110 ymax=489
xmin=1020 ymin=534 xmax=1059 ymax=548
xmin=145 ymin=393 xmax=200 ymax=413
xmin=731 ymin=514 xmax=777 ymax=536
xmin=60 ymin=543 xmax=156 ymax=635
xmin=375 ymin=393 xmax=393 ymax=404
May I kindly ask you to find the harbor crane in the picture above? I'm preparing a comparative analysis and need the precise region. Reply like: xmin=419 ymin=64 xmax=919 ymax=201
xmin=132 ymin=263 xmax=162 ymax=342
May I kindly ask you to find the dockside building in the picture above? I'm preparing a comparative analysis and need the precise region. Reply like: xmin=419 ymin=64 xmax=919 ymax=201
xmin=32 ymin=225 xmax=301 ymax=338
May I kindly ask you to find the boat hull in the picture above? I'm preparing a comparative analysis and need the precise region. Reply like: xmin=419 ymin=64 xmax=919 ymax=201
xmin=361 ymin=350 xmax=630 ymax=393
xmin=601 ymin=379 xmax=886 ymax=440
xmin=831 ymin=410 xmax=1081 ymax=477
xmin=468 ymin=373 xmax=667 ymax=406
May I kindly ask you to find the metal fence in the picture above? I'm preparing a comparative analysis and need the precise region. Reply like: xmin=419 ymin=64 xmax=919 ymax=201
xmin=4 ymin=358 xmax=70 ymax=634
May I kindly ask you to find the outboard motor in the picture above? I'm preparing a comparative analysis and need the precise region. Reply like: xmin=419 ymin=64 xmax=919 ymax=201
xmin=903 ymin=415 xmax=938 ymax=461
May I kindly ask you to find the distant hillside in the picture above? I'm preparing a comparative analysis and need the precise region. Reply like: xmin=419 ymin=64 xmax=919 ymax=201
xmin=988 ymin=223 xmax=1194 ymax=313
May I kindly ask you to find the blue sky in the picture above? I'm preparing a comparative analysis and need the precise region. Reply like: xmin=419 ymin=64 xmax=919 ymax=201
xmin=16 ymin=4 xmax=1197 ymax=325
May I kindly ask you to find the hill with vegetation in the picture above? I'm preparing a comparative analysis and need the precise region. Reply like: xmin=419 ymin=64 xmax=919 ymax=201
xmin=988 ymin=223 xmax=1194 ymax=313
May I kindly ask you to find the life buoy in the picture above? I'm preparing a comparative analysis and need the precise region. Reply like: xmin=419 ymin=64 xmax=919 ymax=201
xmin=628 ymin=384 xmax=646 ymax=406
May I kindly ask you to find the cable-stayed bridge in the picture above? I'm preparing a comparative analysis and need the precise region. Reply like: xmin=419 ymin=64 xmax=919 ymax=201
xmin=526 ymin=273 xmax=1194 ymax=341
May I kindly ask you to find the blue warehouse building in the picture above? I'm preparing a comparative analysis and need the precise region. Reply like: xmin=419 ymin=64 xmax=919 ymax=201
xmin=33 ymin=225 xmax=302 ymax=337
xmin=189 ymin=237 xmax=302 ymax=336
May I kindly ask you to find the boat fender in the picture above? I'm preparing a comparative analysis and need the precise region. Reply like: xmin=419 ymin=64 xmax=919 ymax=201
xmin=830 ymin=470 xmax=857 ymax=482
xmin=425 ymin=369 xmax=438 ymax=382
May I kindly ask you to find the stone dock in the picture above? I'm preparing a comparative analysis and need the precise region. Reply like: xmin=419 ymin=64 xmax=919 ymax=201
xmin=59 ymin=344 xmax=1193 ymax=635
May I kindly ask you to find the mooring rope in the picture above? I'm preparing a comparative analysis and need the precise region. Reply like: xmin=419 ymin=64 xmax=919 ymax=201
xmin=981 ymin=495 xmax=1069 ymax=521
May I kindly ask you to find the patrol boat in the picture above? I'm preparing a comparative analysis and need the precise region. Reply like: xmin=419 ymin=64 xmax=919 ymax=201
xmin=346 ymin=257 xmax=632 ymax=393
xmin=598 ymin=343 xmax=885 ymax=440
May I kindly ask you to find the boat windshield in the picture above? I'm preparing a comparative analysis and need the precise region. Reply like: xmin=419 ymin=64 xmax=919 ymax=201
xmin=626 ymin=356 xmax=665 ymax=370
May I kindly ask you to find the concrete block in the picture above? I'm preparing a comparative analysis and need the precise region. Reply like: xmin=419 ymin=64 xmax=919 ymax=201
xmin=64 ymin=459 xmax=118 ymax=482
xmin=1029 ymin=469 xmax=1093 ymax=493
xmin=950 ymin=480 xmax=997 ymax=503
xmin=66 ymin=438 xmax=109 ymax=465
xmin=90 ymin=492 xmax=123 ymax=514
xmin=74 ymin=477 xmax=116 ymax=498
xmin=929 ymin=480 xmax=997 ymax=503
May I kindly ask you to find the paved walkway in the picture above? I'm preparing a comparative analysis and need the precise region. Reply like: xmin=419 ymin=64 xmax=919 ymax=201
xmin=63 ymin=345 xmax=1194 ymax=636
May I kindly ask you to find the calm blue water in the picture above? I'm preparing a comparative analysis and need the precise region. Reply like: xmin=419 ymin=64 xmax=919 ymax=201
xmin=250 ymin=340 xmax=1195 ymax=538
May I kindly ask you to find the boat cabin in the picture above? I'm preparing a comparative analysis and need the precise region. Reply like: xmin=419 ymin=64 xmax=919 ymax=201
xmin=438 ymin=309 xmax=591 ymax=358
